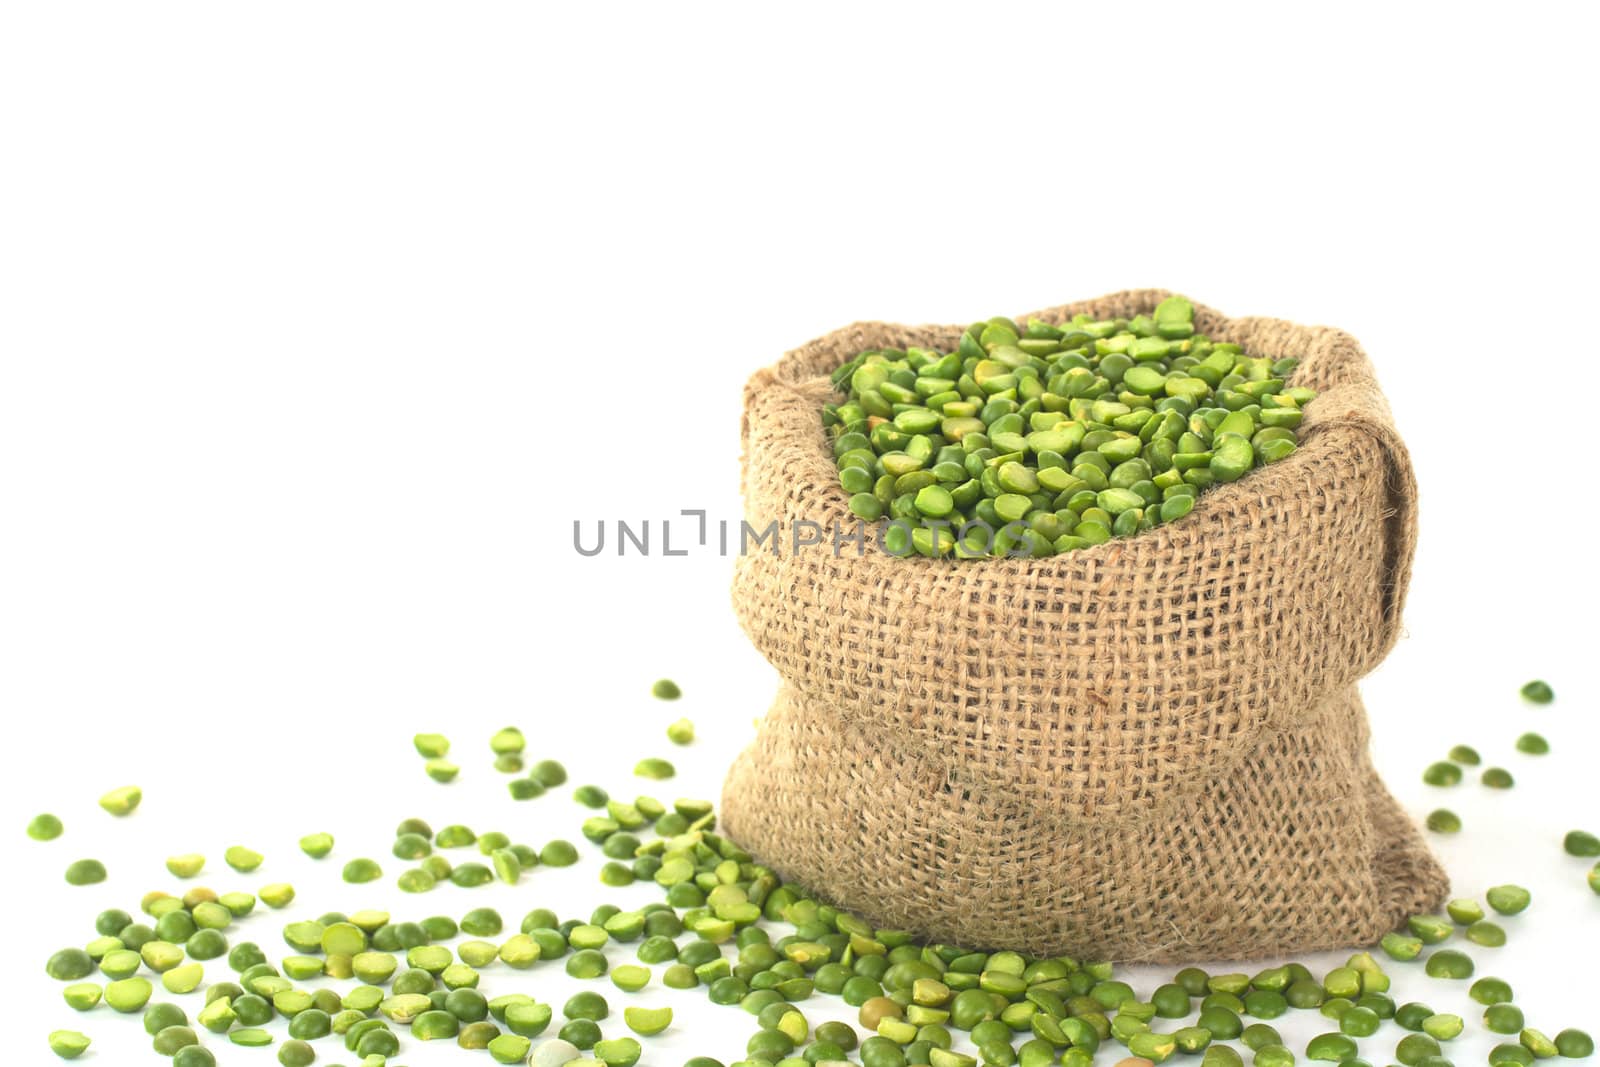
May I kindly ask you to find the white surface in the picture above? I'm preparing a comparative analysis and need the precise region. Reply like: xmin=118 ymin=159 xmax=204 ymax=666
xmin=2 ymin=3 xmax=1596 ymax=1065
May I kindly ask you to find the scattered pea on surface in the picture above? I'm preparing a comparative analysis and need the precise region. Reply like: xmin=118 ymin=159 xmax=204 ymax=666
xmin=48 ymin=1030 xmax=91 ymax=1060
xmin=666 ymin=718 xmax=695 ymax=745
xmin=298 ymin=832 xmax=334 ymax=858
xmin=1425 ymin=809 xmax=1461 ymax=834
xmin=425 ymin=757 xmax=460 ymax=782
xmin=634 ymin=757 xmax=675 ymax=780
xmin=490 ymin=727 xmax=526 ymax=755
xmin=573 ymin=785 xmax=609 ymax=808
xmin=1482 ymin=766 xmax=1515 ymax=789
xmin=1515 ymin=732 xmax=1550 ymax=755
xmin=1422 ymin=762 xmax=1462 ymax=787
xmin=225 ymin=845 xmax=264 ymax=872
xmin=1423 ymin=949 xmax=1474 ymax=979
xmin=1556 ymin=1030 xmax=1595 ymax=1059
xmin=413 ymin=732 xmax=450 ymax=757
xmin=531 ymin=760 xmax=569 ymax=788
xmin=1520 ymin=679 xmax=1554 ymax=704
xmin=1563 ymin=830 xmax=1600 ymax=857
xmin=1486 ymin=884 xmax=1532 ymax=915
xmin=651 ymin=679 xmax=681 ymax=700
xmin=1447 ymin=744 xmax=1480 ymax=765
xmin=166 ymin=853 xmax=205 ymax=878
xmin=28 ymin=813 xmax=65 ymax=841
xmin=259 ymin=883 xmax=296 ymax=909
xmin=99 ymin=785 xmax=142 ymax=816
xmin=64 ymin=859 xmax=107 ymax=885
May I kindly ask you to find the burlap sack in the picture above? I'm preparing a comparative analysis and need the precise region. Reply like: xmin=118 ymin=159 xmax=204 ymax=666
xmin=721 ymin=290 xmax=1448 ymax=963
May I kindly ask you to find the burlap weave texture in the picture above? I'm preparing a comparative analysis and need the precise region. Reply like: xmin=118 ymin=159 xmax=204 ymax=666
xmin=721 ymin=290 xmax=1447 ymax=962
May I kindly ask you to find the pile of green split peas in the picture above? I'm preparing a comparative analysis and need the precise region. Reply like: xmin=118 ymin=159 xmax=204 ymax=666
xmin=823 ymin=296 xmax=1313 ymax=559
xmin=34 ymin=678 xmax=1597 ymax=1065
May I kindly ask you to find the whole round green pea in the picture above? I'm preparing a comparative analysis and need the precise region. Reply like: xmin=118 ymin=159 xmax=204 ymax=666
xmin=1447 ymin=744 xmax=1481 ymax=765
xmin=666 ymin=718 xmax=695 ymax=745
xmin=651 ymin=678 xmax=681 ymax=700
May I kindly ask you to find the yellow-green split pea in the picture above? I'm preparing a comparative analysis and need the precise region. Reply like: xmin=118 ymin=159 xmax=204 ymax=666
xmin=298 ymin=832 xmax=334 ymax=858
xmin=166 ymin=854 xmax=205 ymax=878
xmin=48 ymin=1031 xmax=91 ymax=1060
xmin=413 ymin=732 xmax=450 ymax=757
xmin=225 ymin=845 xmax=263 ymax=872
xmin=28 ymin=813 xmax=64 ymax=840
xmin=99 ymin=785 xmax=142 ymax=816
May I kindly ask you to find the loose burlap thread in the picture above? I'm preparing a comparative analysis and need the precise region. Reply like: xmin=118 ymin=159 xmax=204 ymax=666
xmin=721 ymin=290 xmax=1448 ymax=963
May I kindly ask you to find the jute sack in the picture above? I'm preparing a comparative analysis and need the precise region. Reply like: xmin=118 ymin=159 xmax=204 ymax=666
xmin=721 ymin=289 xmax=1448 ymax=963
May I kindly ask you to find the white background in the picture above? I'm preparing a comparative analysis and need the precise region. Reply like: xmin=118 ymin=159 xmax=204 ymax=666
xmin=2 ymin=3 xmax=1596 ymax=1065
